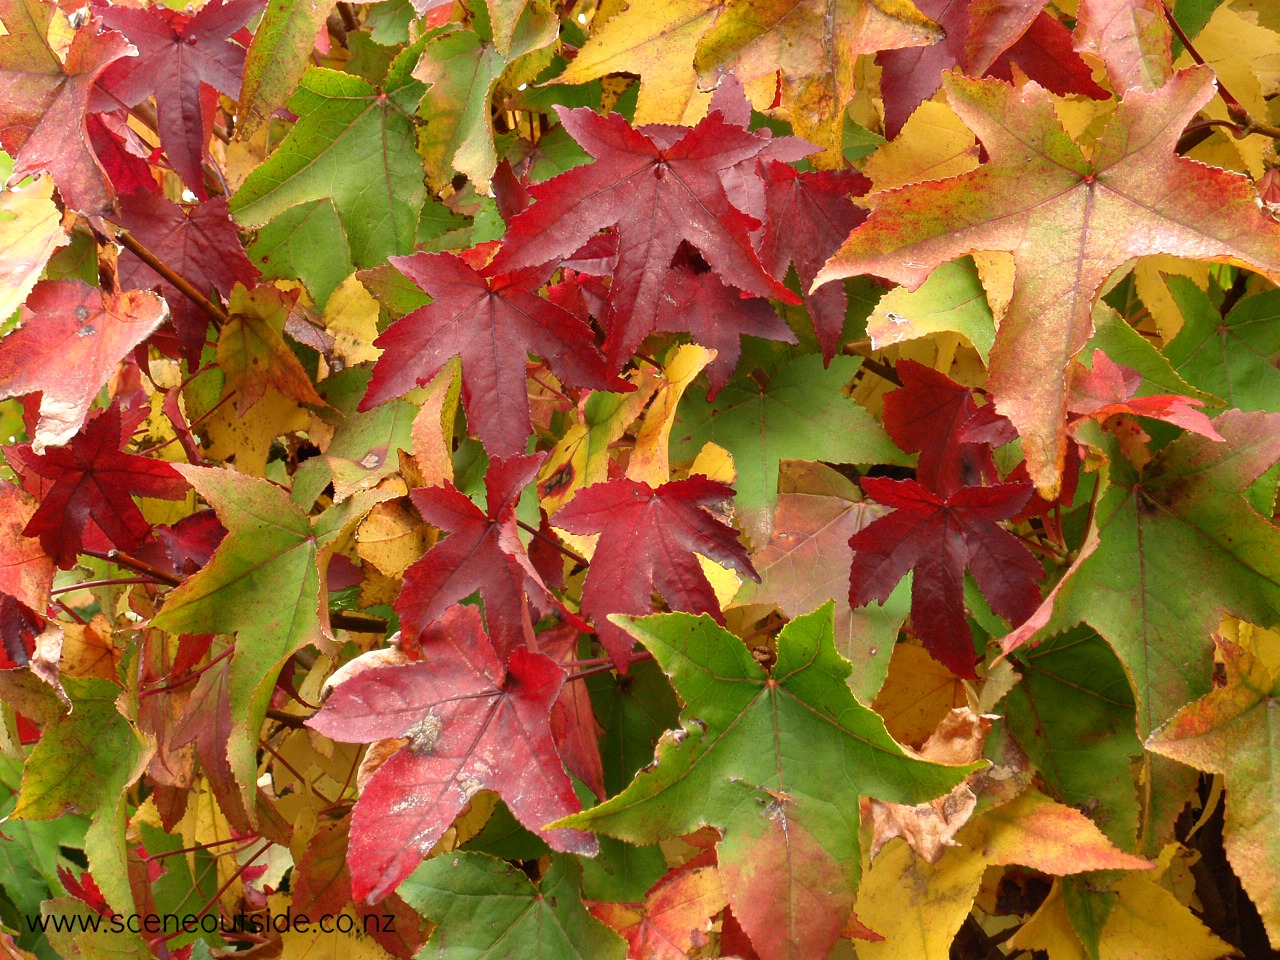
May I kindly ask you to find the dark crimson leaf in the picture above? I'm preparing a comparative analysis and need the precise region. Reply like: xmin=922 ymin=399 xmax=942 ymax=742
xmin=362 ymin=251 xmax=627 ymax=459
xmin=0 ymin=3 xmax=133 ymax=214
xmin=6 ymin=405 xmax=188 ymax=567
xmin=96 ymin=0 xmax=261 ymax=197
xmin=112 ymin=191 xmax=260 ymax=363
xmin=0 ymin=279 xmax=168 ymax=453
xmin=396 ymin=454 xmax=552 ymax=657
xmin=307 ymin=605 xmax=597 ymax=903
xmin=755 ymin=161 xmax=868 ymax=359
xmin=883 ymin=359 xmax=1000 ymax=497
xmin=489 ymin=106 xmax=798 ymax=369
xmin=849 ymin=477 xmax=1043 ymax=677
xmin=552 ymin=477 xmax=758 ymax=667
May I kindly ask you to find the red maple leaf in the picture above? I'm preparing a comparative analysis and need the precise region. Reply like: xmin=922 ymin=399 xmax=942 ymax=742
xmin=396 ymin=455 xmax=555 ymax=658
xmin=489 ymin=106 xmax=799 ymax=369
xmin=112 ymin=191 xmax=260 ymax=363
xmin=756 ymin=162 xmax=869 ymax=360
xmin=95 ymin=0 xmax=260 ymax=197
xmin=849 ymin=477 xmax=1043 ymax=677
xmin=552 ymin=477 xmax=758 ymax=668
xmin=0 ymin=4 xmax=135 ymax=214
xmin=533 ymin=622 xmax=605 ymax=799
xmin=0 ymin=279 xmax=168 ymax=453
xmin=1068 ymin=350 xmax=1223 ymax=439
xmin=883 ymin=360 xmax=1001 ymax=497
xmin=5 ymin=405 xmax=189 ymax=567
xmin=878 ymin=0 xmax=1106 ymax=138
xmin=362 ymin=251 xmax=627 ymax=459
xmin=307 ymin=605 xmax=597 ymax=903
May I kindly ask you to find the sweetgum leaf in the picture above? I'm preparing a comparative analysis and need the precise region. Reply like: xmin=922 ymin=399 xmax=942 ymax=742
xmin=850 ymin=478 xmax=1043 ymax=678
xmin=112 ymin=192 xmax=260 ymax=364
xmin=307 ymin=605 xmax=597 ymax=903
xmin=6 ymin=405 xmax=188 ymax=568
xmin=236 ymin=0 xmax=335 ymax=138
xmin=150 ymin=466 xmax=382 ymax=807
xmin=1148 ymin=639 xmax=1280 ymax=948
xmin=0 ymin=279 xmax=167 ymax=453
xmin=396 ymin=454 xmax=553 ymax=657
xmin=398 ymin=853 xmax=625 ymax=959
xmin=0 ymin=4 xmax=133 ymax=214
xmin=95 ymin=0 xmax=260 ymax=198
xmin=362 ymin=251 xmax=626 ymax=459
xmin=557 ymin=606 xmax=977 ymax=960
xmin=551 ymin=476 xmax=758 ymax=668
xmin=0 ymin=481 xmax=54 ymax=616
xmin=229 ymin=45 xmax=427 ymax=269
xmin=1074 ymin=0 xmax=1174 ymax=94
xmin=489 ymin=105 xmax=798 ymax=369
xmin=816 ymin=67 xmax=1280 ymax=497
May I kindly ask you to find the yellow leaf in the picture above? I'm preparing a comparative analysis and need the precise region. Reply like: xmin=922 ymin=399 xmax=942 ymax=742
xmin=356 ymin=499 xmax=428 ymax=578
xmin=1133 ymin=258 xmax=1211 ymax=340
xmin=0 ymin=180 xmax=67 ymax=320
xmin=203 ymin=387 xmax=310 ymax=478
xmin=1008 ymin=879 xmax=1091 ymax=960
xmin=854 ymin=839 xmax=987 ymax=959
xmin=218 ymin=285 xmax=325 ymax=415
xmin=557 ymin=0 xmax=722 ymax=125
xmin=863 ymin=100 xmax=978 ymax=194
xmin=323 ymin=275 xmax=382 ymax=367
xmin=268 ymin=893 xmax=397 ymax=960
xmin=627 ymin=344 xmax=715 ymax=486
xmin=871 ymin=641 xmax=970 ymax=747
xmin=59 ymin=615 xmax=119 ymax=682
xmin=1097 ymin=872 xmax=1234 ymax=960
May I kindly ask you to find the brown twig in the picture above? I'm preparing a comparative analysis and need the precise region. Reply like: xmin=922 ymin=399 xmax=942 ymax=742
xmin=856 ymin=355 xmax=903 ymax=387
xmin=330 ymin=610 xmax=391 ymax=633
xmin=83 ymin=548 xmax=184 ymax=586
xmin=117 ymin=230 xmax=231 ymax=326
xmin=517 ymin=518 xmax=590 ymax=567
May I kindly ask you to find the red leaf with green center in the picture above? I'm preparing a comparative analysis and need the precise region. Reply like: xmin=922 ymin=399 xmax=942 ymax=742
xmin=362 ymin=251 xmax=626 ymax=459
xmin=816 ymin=67 xmax=1280 ymax=498
xmin=850 ymin=477 xmax=1042 ymax=677
xmin=6 ymin=405 xmax=188 ymax=568
xmin=307 ymin=605 xmax=597 ymax=903
xmin=552 ymin=477 xmax=758 ymax=668
xmin=488 ymin=106 xmax=798 ymax=369
xmin=95 ymin=0 xmax=261 ymax=197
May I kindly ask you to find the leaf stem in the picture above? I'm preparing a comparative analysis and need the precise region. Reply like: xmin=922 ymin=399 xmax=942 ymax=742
xmin=566 ymin=650 xmax=653 ymax=682
xmin=116 ymin=230 xmax=231 ymax=327
xmin=82 ymin=549 xmax=183 ymax=586
xmin=856 ymin=355 xmax=903 ymax=386
xmin=330 ymin=611 xmax=390 ymax=633
xmin=50 ymin=577 xmax=164 ymax=595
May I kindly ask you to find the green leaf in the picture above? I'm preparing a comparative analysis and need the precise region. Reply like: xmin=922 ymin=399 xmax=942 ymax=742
xmin=236 ymin=0 xmax=336 ymax=137
xmin=247 ymin=199 xmax=354 ymax=309
xmin=149 ymin=467 xmax=386 ymax=807
xmin=397 ymin=852 xmax=627 ymax=959
xmin=557 ymin=604 xmax=977 ymax=959
xmin=865 ymin=257 xmax=996 ymax=362
xmin=670 ymin=352 xmax=907 ymax=546
xmin=1163 ymin=277 xmax=1280 ymax=412
xmin=230 ymin=49 xmax=427 ymax=268
xmin=1086 ymin=303 xmax=1219 ymax=406
xmin=12 ymin=677 xmax=148 ymax=916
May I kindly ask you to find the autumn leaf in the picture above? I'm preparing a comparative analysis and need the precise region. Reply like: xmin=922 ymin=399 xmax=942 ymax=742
xmin=816 ymin=67 xmax=1280 ymax=497
xmin=0 ymin=279 xmax=168 ymax=453
xmin=308 ymin=605 xmax=597 ymax=903
xmin=551 ymin=476 xmax=758 ymax=667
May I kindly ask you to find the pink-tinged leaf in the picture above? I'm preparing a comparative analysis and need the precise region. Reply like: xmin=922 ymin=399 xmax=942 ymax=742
xmin=6 ymin=405 xmax=188 ymax=567
xmin=0 ymin=9 xmax=135 ymax=214
xmin=816 ymin=67 xmax=1280 ymax=498
xmin=112 ymin=192 xmax=260 ymax=364
xmin=590 ymin=862 xmax=727 ymax=960
xmin=756 ymin=162 xmax=868 ymax=360
xmin=363 ymin=251 xmax=626 ymax=459
xmin=96 ymin=0 xmax=261 ymax=197
xmin=552 ymin=477 xmax=759 ymax=668
xmin=883 ymin=360 xmax=1000 ymax=497
xmin=0 ymin=481 xmax=54 ymax=616
xmin=307 ymin=605 xmax=597 ymax=903
xmin=396 ymin=455 xmax=551 ymax=658
xmin=0 ymin=279 xmax=167 ymax=453
xmin=489 ymin=106 xmax=798 ymax=369
xmin=1068 ymin=350 xmax=1223 ymax=441
xmin=1074 ymin=0 xmax=1173 ymax=94
xmin=850 ymin=478 xmax=1042 ymax=677
xmin=535 ymin=623 xmax=605 ymax=800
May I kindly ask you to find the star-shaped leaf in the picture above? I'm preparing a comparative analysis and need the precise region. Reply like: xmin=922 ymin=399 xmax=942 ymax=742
xmin=552 ymin=476 xmax=758 ymax=667
xmin=850 ymin=477 xmax=1043 ymax=677
xmin=1148 ymin=637 xmax=1280 ymax=948
xmin=693 ymin=0 xmax=943 ymax=158
xmin=0 ymin=279 xmax=168 ymax=453
xmin=362 ymin=251 xmax=625 ymax=458
xmin=815 ymin=67 xmax=1280 ymax=497
xmin=0 ymin=6 xmax=134 ymax=214
xmin=489 ymin=105 xmax=798 ymax=369
xmin=307 ymin=605 xmax=598 ymax=903
xmin=6 ymin=405 xmax=188 ymax=568
xmin=556 ymin=606 xmax=977 ymax=960
xmin=396 ymin=454 xmax=552 ymax=657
